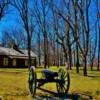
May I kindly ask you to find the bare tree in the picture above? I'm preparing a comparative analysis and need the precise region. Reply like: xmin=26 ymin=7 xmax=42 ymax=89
xmin=96 ymin=0 xmax=100 ymax=71
xmin=65 ymin=1 xmax=72 ymax=70
xmin=97 ymin=27 xmax=100 ymax=71
xmin=11 ymin=28 xmax=27 ymax=48
xmin=37 ymin=31 xmax=42 ymax=66
xmin=33 ymin=0 xmax=49 ymax=68
xmin=74 ymin=0 xmax=91 ymax=76
xmin=50 ymin=0 xmax=66 ymax=64
xmin=2 ymin=28 xmax=27 ymax=48
xmin=88 ymin=29 xmax=97 ymax=71
xmin=51 ymin=0 xmax=77 ymax=70
xmin=48 ymin=31 xmax=56 ymax=66
xmin=0 ymin=0 xmax=9 ymax=20
xmin=10 ymin=0 xmax=34 ymax=68
xmin=1 ymin=30 xmax=14 ymax=47
xmin=52 ymin=0 xmax=91 ymax=76
xmin=72 ymin=0 xmax=80 ymax=73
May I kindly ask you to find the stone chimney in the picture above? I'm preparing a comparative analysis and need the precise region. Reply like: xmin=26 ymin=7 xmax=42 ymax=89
xmin=10 ymin=43 xmax=18 ymax=50
xmin=12 ymin=43 xmax=23 ymax=54
xmin=13 ymin=44 xmax=19 ymax=50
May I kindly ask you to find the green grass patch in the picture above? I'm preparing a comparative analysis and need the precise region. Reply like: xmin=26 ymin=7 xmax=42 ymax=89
xmin=0 ymin=67 xmax=100 ymax=100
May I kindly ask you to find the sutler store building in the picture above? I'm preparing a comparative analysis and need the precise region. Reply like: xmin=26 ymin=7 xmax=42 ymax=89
xmin=0 ymin=46 xmax=37 ymax=68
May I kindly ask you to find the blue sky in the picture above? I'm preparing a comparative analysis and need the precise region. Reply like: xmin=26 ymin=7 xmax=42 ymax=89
xmin=0 ymin=0 xmax=99 ymax=42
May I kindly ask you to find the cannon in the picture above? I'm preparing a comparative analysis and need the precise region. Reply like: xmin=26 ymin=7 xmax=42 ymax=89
xmin=28 ymin=66 xmax=70 ymax=97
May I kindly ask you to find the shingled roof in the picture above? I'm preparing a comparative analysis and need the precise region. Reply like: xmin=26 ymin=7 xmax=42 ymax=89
xmin=20 ymin=50 xmax=37 ymax=57
xmin=0 ymin=47 xmax=37 ymax=59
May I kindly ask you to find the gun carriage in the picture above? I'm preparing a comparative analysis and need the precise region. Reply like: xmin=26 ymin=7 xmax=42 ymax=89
xmin=29 ymin=67 xmax=70 ymax=97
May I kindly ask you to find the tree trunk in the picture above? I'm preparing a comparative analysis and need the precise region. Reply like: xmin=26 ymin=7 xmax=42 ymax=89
xmin=57 ymin=41 xmax=59 ymax=68
xmin=67 ymin=33 xmax=72 ymax=70
xmin=90 ymin=61 xmax=93 ymax=71
xmin=83 ymin=56 xmax=87 ymax=76
xmin=73 ymin=48 xmax=76 ymax=67
xmin=47 ymin=40 xmax=50 ymax=68
xmin=97 ymin=27 xmax=100 ymax=71
xmin=38 ymin=54 xmax=41 ymax=66
xmin=69 ymin=46 xmax=72 ymax=70
xmin=27 ymin=34 xmax=32 ymax=68
xmin=53 ymin=42 xmax=56 ymax=66
xmin=38 ymin=33 xmax=41 ymax=66
xmin=76 ymin=44 xmax=79 ymax=73
xmin=44 ymin=35 xmax=47 ymax=69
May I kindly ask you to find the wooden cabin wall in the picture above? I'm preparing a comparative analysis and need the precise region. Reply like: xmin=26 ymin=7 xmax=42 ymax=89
xmin=0 ymin=56 xmax=36 ymax=68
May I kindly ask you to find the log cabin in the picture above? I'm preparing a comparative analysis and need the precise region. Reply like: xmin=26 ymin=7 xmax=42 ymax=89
xmin=0 ymin=47 xmax=37 ymax=68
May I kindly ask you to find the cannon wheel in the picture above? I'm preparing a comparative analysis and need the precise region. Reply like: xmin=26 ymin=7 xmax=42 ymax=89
xmin=28 ymin=67 xmax=37 ymax=97
xmin=56 ymin=68 xmax=70 ymax=95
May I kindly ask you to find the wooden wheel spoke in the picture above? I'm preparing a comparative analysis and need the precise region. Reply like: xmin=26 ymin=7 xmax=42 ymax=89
xmin=64 ymin=82 xmax=68 ymax=86
xmin=59 ymin=85 xmax=62 ymax=93
xmin=64 ymin=74 xmax=67 ymax=78
xmin=65 ymin=79 xmax=68 ymax=81
xmin=64 ymin=85 xmax=67 ymax=90
xmin=58 ymin=85 xmax=60 ymax=90
xmin=61 ymin=88 xmax=64 ymax=93
xmin=63 ymin=86 xmax=66 ymax=92
xmin=64 ymin=84 xmax=67 ymax=89
xmin=57 ymin=68 xmax=70 ymax=95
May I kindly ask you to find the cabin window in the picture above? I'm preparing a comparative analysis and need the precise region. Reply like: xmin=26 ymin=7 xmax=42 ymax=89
xmin=25 ymin=60 xmax=28 ymax=66
xmin=13 ymin=59 xmax=16 ymax=66
xmin=3 ymin=57 xmax=8 ymax=66
xmin=31 ymin=59 xmax=35 ymax=66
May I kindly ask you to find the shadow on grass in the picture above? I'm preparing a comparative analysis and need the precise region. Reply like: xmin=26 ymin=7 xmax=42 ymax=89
xmin=36 ymin=87 xmax=93 ymax=100
xmin=87 ymin=75 xmax=100 ymax=78
xmin=36 ymin=88 xmax=80 ymax=100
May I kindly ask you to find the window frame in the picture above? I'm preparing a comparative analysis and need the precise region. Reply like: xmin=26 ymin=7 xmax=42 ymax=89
xmin=13 ymin=59 xmax=16 ymax=66
xmin=3 ymin=57 xmax=8 ymax=66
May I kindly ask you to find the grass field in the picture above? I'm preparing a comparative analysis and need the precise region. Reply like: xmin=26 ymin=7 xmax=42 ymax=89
xmin=0 ymin=67 xmax=100 ymax=100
